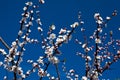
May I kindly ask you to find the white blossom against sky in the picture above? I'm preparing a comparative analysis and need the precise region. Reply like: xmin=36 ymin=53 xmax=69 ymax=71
xmin=0 ymin=0 xmax=120 ymax=80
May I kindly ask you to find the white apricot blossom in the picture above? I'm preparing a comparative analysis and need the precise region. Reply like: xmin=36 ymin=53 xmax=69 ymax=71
xmin=49 ymin=33 xmax=56 ymax=40
xmin=82 ymin=76 xmax=87 ymax=80
xmin=70 ymin=22 xmax=79 ymax=28
xmin=39 ymin=0 xmax=45 ymax=4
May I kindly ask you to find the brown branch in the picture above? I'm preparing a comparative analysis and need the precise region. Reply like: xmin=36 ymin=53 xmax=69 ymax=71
xmin=55 ymin=64 xmax=60 ymax=80
xmin=0 ymin=36 xmax=10 ymax=50
xmin=40 ymin=62 xmax=50 ymax=80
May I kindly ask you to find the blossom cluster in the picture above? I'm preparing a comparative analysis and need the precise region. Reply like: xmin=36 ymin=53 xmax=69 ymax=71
xmin=0 ymin=0 xmax=120 ymax=80
xmin=0 ymin=0 xmax=80 ymax=80
xmin=76 ymin=10 xmax=120 ymax=80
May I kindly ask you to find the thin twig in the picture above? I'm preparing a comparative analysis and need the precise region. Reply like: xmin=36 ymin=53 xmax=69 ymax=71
xmin=55 ymin=64 xmax=60 ymax=80
xmin=0 ymin=36 xmax=10 ymax=50
xmin=40 ymin=62 xmax=50 ymax=80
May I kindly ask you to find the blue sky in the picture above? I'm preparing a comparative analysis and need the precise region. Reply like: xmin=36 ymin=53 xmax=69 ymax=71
xmin=0 ymin=0 xmax=120 ymax=80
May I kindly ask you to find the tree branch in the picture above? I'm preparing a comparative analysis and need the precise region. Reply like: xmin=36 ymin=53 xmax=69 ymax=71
xmin=55 ymin=64 xmax=60 ymax=80
xmin=0 ymin=36 xmax=10 ymax=50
